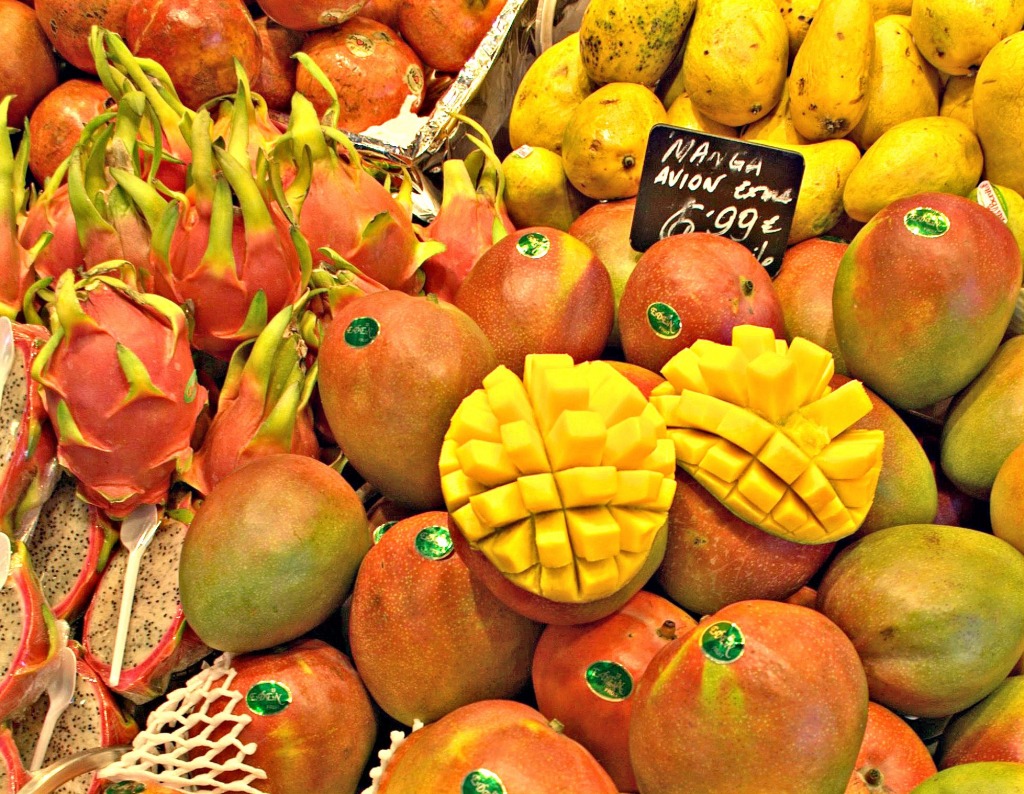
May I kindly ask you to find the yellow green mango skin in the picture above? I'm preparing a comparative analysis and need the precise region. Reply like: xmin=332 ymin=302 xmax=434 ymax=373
xmin=910 ymin=0 xmax=1024 ymax=76
xmin=974 ymin=31 xmax=1024 ymax=196
xmin=681 ymin=0 xmax=789 ymax=127
xmin=832 ymin=192 xmax=1021 ymax=411
xmin=940 ymin=335 xmax=1024 ymax=499
xmin=910 ymin=762 xmax=1024 ymax=793
xmin=817 ymin=524 xmax=1024 ymax=719
xmin=579 ymin=0 xmax=695 ymax=86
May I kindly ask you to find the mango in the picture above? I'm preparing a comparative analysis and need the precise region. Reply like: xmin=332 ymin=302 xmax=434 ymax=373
xmin=843 ymin=116 xmax=983 ymax=222
xmin=974 ymin=32 xmax=1024 ymax=196
xmin=776 ymin=0 xmax=822 ymax=59
xmin=501 ymin=145 xmax=587 ymax=232
xmin=578 ymin=0 xmax=694 ymax=86
xmin=939 ymin=75 xmax=975 ymax=133
xmin=939 ymin=676 xmax=1024 ymax=768
xmin=910 ymin=0 xmax=1024 ymax=77
xmin=910 ymin=763 xmax=1024 ymax=793
xmin=772 ymin=139 xmax=862 ymax=243
xmin=940 ymin=335 xmax=1024 ymax=499
xmin=788 ymin=0 xmax=874 ymax=141
xmin=681 ymin=0 xmax=789 ymax=127
xmin=991 ymin=441 xmax=1024 ymax=555
xmin=833 ymin=193 xmax=1021 ymax=411
xmin=665 ymin=90 xmax=738 ymax=137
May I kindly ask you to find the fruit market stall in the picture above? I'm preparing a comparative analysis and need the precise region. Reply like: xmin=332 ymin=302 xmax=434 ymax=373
xmin=1 ymin=0 xmax=1024 ymax=793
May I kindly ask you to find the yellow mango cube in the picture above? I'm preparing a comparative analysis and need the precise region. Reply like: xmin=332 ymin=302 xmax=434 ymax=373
xmin=603 ymin=416 xmax=658 ymax=469
xmin=814 ymin=429 xmax=884 ymax=480
xmin=641 ymin=437 xmax=678 ymax=477
xmin=500 ymin=420 xmax=551 ymax=475
xmin=736 ymin=460 xmax=788 ymax=514
xmin=612 ymin=470 xmax=664 ymax=507
xmin=800 ymin=382 xmax=874 ymax=441
xmin=441 ymin=469 xmax=487 ymax=512
xmin=439 ymin=438 xmax=460 ymax=476
xmin=661 ymin=347 xmax=708 ymax=394
xmin=792 ymin=464 xmax=839 ymax=513
xmin=758 ymin=430 xmax=811 ymax=484
xmin=699 ymin=439 xmax=751 ymax=483
xmin=670 ymin=428 xmax=719 ymax=466
xmin=533 ymin=510 xmax=574 ymax=569
xmin=675 ymin=390 xmax=734 ymax=433
xmin=539 ymin=562 xmax=581 ymax=602
xmin=787 ymin=336 xmax=835 ymax=405
xmin=554 ymin=466 xmax=619 ymax=508
xmin=477 ymin=518 xmax=538 ymax=573
xmin=732 ymin=324 xmax=779 ymax=361
xmin=447 ymin=389 xmax=501 ymax=444
xmin=608 ymin=507 xmax=664 ymax=553
xmin=577 ymin=556 xmax=620 ymax=599
xmin=469 ymin=482 xmax=529 ymax=528
xmin=695 ymin=343 xmax=750 ymax=406
xmin=566 ymin=506 xmax=621 ymax=561
xmin=457 ymin=439 xmax=520 ymax=487
xmin=525 ymin=356 xmax=588 ymax=431
xmin=589 ymin=371 xmax=648 ymax=428
xmin=716 ymin=405 xmax=778 ymax=455
xmin=452 ymin=502 xmax=490 ymax=543
xmin=747 ymin=351 xmax=800 ymax=424
xmin=517 ymin=472 xmax=563 ymax=514
xmin=548 ymin=410 xmax=608 ymax=470
xmin=484 ymin=365 xmax=537 ymax=426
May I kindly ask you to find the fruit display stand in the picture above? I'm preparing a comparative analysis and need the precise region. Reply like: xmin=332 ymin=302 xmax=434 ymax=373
xmin=3 ymin=0 xmax=1024 ymax=793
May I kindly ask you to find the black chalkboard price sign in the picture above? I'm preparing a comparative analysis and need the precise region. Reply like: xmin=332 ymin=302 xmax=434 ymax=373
xmin=629 ymin=125 xmax=806 ymax=276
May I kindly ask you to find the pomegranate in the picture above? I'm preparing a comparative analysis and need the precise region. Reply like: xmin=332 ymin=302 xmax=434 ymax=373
xmin=27 ymin=79 xmax=112 ymax=185
xmin=34 ymin=0 xmax=132 ymax=73
xmin=0 ymin=0 xmax=58 ymax=127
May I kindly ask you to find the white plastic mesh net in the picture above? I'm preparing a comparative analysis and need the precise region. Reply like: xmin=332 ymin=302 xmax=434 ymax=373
xmin=99 ymin=653 xmax=268 ymax=793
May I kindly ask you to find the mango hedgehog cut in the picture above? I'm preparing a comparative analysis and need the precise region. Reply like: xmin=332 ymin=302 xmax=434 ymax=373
xmin=652 ymin=324 xmax=883 ymax=544
xmin=440 ymin=355 xmax=676 ymax=603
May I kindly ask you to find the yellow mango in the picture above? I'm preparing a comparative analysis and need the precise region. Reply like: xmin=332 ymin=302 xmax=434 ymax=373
xmin=940 ymin=76 xmax=975 ymax=134
xmin=741 ymin=82 xmax=811 ymax=144
xmin=973 ymin=32 xmax=1024 ymax=196
xmin=777 ymin=0 xmax=823 ymax=59
xmin=910 ymin=0 xmax=1024 ymax=77
xmin=770 ymin=139 xmax=862 ymax=244
xmin=665 ymin=91 xmax=738 ymax=138
xmin=788 ymin=0 xmax=874 ymax=140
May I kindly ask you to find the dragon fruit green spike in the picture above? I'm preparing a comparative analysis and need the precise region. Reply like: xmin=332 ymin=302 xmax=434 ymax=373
xmin=0 ymin=535 xmax=61 ymax=722
xmin=10 ymin=640 xmax=139 ymax=794
xmin=82 ymin=491 xmax=210 ymax=704
xmin=180 ymin=298 xmax=319 ymax=496
xmin=0 ymin=318 xmax=60 ymax=537
xmin=22 ymin=471 xmax=118 ymax=623
xmin=0 ymin=721 xmax=28 ymax=793
xmin=30 ymin=264 xmax=208 ymax=519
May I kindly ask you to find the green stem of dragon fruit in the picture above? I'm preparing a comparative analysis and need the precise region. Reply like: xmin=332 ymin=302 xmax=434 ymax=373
xmin=292 ymin=52 xmax=342 ymax=131
xmin=109 ymin=168 xmax=170 ymax=234
xmin=67 ymin=144 xmax=116 ymax=248
xmin=190 ymin=111 xmax=217 ymax=211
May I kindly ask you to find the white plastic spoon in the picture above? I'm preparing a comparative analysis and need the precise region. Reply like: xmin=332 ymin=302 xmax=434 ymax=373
xmin=30 ymin=645 xmax=77 ymax=772
xmin=0 ymin=317 xmax=14 ymax=404
xmin=109 ymin=503 xmax=160 ymax=688
xmin=0 ymin=532 xmax=10 ymax=588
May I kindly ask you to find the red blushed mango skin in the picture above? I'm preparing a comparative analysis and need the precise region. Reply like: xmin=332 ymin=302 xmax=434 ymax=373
xmin=629 ymin=600 xmax=869 ymax=794
xmin=618 ymin=232 xmax=785 ymax=374
xmin=296 ymin=17 xmax=426 ymax=133
xmin=532 ymin=590 xmax=697 ymax=792
xmin=846 ymin=702 xmax=937 ymax=794
xmin=452 ymin=517 xmax=668 ymax=625
xmin=832 ymin=192 xmax=1022 ymax=411
xmin=603 ymin=360 xmax=666 ymax=398
xmin=397 ymin=0 xmax=506 ymax=73
xmin=773 ymin=237 xmax=849 ymax=374
xmin=375 ymin=699 xmax=620 ymax=794
xmin=657 ymin=472 xmax=835 ymax=617
xmin=454 ymin=227 xmax=614 ymax=377
xmin=126 ymin=0 xmax=262 ymax=110
xmin=207 ymin=639 xmax=377 ymax=794
xmin=939 ymin=676 xmax=1024 ymax=768
xmin=348 ymin=511 xmax=542 ymax=726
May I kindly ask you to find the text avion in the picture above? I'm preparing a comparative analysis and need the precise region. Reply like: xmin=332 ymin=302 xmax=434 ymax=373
xmin=652 ymin=137 xmax=764 ymax=192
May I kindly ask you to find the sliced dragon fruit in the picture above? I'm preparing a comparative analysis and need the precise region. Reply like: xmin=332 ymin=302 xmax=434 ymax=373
xmin=0 ymin=318 xmax=59 ymax=538
xmin=82 ymin=493 xmax=210 ymax=705
xmin=0 ymin=536 xmax=61 ymax=722
xmin=0 ymin=722 xmax=28 ymax=794
xmin=23 ymin=471 xmax=118 ymax=623
xmin=11 ymin=641 xmax=138 ymax=794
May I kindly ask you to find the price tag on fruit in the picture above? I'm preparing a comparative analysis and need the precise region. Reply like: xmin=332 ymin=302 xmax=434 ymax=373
xmin=630 ymin=125 xmax=805 ymax=276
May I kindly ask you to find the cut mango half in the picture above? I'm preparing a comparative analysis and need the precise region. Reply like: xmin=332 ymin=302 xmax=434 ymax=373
xmin=441 ymin=355 xmax=675 ymax=603
xmin=652 ymin=325 xmax=883 ymax=544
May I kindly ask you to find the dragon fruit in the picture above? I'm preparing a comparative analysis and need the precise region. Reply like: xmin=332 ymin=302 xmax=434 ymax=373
xmin=11 ymin=641 xmax=138 ymax=794
xmin=0 ymin=319 xmax=59 ymax=537
xmin=30 ymin=265 xmax=208 ymax=519
xmin=22 ymin=471 xmax=118 ymax=623
xmin=420 ymin=119 xmax=514 ymax=302
xmin=180 ymin=298 xmax=319 ymax=496
xmin=146 ymin=109 xmax=311 ymax=359
xmin=0 ymin=537 xmax=61 ymax=722
xmin=209 ymin=61 xmax=285 ymax=176
xmin=0 ymin=722 xmax=27 ymax=794
xmin=0 ymin=96 xmax=54 ymax=320
xmin=81 ymin=492 xmax=211 ymax=704
xmin=269 ymin=61 xmax=441 ymax=293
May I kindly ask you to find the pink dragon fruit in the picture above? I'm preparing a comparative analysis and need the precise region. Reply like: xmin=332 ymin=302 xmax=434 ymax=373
xmin=209 ymin=61 xmax=285 ymax=176
xmin=420 ymin=120 xmax=515 ymax=302
xmin=0 ymin=722 xmax=27 ymax=794
xmin=19 ymin=176 xmax=85 ymax=289
xmin=0 ymin=537 xmax=61 ymax=722
xmin=0 ymin=319 xmax=59 ymax=537
xmin=22 ymin=472 xmax=118 ymax=623
xmin=269 ymin=61 xmax=441 ymax=293
xmin=148 ymin=109 xmax=311 ymax=360
xmin=0 ymin=96 xmax=54 ymax=320
xmin=11 ymin=641 xmax=138 ymax=794
xmin=180 ymin=298 xmax=319 ymax=496
xmin=82 ymin=492 xmax=211 ymax=704
xmin=30 ymin=264 xmax=208 ymax=519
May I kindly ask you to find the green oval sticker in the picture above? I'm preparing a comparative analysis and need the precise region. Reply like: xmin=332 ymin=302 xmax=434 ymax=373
xmin=246 ymin=681 xmax=292 ymax=716
xmin=104 ymin=784 xmax=145 ymax=794
xmin=647 ymin=302 xmax=682 ymax=339
xmin=462 ymin=769 xmax=507 ymax=794
xmin=585 ymin=660 xmax=634 ymax=702
xmin=415 ymin=525 xmax=454 ymax=560
xmin=344 ymin=316 xmax=380 ymax=348
xmin=183 ymin=370 xmax=198 ymax=404
xmin=372 ymin=520 xmax=398 ymax=544
xmin=517 ymin=232 xmax=550 ymax=259
xmin=700 ymin=621 xmax=745 ymax=664
xmin=904 ymin=207 xmax=950 ymax=238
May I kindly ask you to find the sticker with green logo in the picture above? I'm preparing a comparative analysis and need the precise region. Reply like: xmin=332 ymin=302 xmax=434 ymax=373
xmin=585 ymin=660 xmax=634 ymax=702
xmin=415 ymin=525 xmax=454 ymax=560
xmin=183 ymin=370 xmax=198 ymax=404
xmin=904 ymin=207 xmax=950 ymax=238
xmin=700 ymin=621 xmax=745 ymax=664
xmin=104 ymin=784 xmax=145 ymax=794
xmin=462 ymin=768 xmax=507 ymax=794
xmin=646 ymin=302 xmax=682 ymax=339
xmin=516 ymin=231 xmax=550 ymax=259
xmin=344 ymin=316 xmax=380 ymax=348
xmin=372 ymin=520 xmax=397 ymax=544
xmin=246 ymin=681 xmax=292 ymax=716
